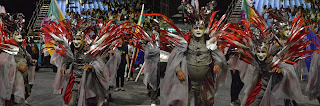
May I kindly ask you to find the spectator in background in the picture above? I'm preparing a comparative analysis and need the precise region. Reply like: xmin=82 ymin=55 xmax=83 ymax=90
xmin=311 ymin=9 xmax=316 ymax=22
xmin=115 ymin=39 xmax=129 ymax=91
xmin=25 ymin=37 xmax=33 ymax=57
xmin=90 ymin=9 xmax=96 ymax=17
xmin=70 ymin=9 xmax=74 ymax=15
xmin=286 ymin=6 xmax=291 ymax=13
xmin=30 ymin=39 xmax=40 ymax=71
xmin=41 ymin=43 xmax=50 ymax=67
xmin=280 ymin=5 xmax=284 ymax=10
xmin=108 ymin=11 xmax=113 ymax=20
xmin=111 ymin=2 xmax=116 ymax=9
xmin=317 ymin=10 xmax=320 ymax=22
xmin=126 ymin=39 xmax=134 ymax=81
xmin=66 ymin=9 xmax=70 ymax=16
xmin=291 ymin=6 xmax=297 ymax=16
xmin=123 ymin=3 xmax=128 ymax=10
xmin=80 ymin=8 xmax=85 ymax=15
xmin=268 ymin=5 xmax=272 ymax=11
xmin=86 ymin=9 xmax=90 ymax=15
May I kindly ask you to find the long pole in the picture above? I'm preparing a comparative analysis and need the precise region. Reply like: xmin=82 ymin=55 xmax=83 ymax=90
xmin=128 ymin=4 xmax=145 ymax=78
xmin=135 ymin=62 xmax=145 ymax=82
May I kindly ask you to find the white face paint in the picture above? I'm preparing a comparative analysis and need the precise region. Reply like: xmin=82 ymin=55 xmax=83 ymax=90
xmin=256 ymin=43 xmax=268 ymax=61
xmin=192 ymin=26 xmax=204 ymax=38
xmin=14 ymin=33 xmax=23 ymax=42
xmin=73 ymin=39 xmax=82 ymax=48
xmin=284 ymin=26 xmax=291 ymax=37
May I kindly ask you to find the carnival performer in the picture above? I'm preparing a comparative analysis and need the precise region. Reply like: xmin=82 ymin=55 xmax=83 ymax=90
xmin=218 ymin=7 xmax=310 ymax=105
xmin=0 ymin=12 xmax=37 ymax=106
xmin=227 ymin=47 xmax=245 ymax=106
xmin=305 ymin=29 xmax=320 ymax=104
xmin=0 ymin=11 xmax=19 ymax=106
xmin=145 ymin=1 xmax=228 ymax=105
xmin=42 ymin=18 xmax=128 ymax=106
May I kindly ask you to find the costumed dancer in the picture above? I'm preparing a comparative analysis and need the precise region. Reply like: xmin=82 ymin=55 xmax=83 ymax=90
xmin=0 ymin=10 xmax=19 ymax=106
xmin=41 ymin=18 xmax=128 ymax=106
xmin=138 ymin=19 xmax=160 ymax=105
xmin=227 ymin=47 xmax=245 ymax=106
xmin=153 ymin=1 xmax=228 ymax=105
xmin=305 ymin=27 xmax=320 ymax=104
xmin=218 ymin=7 xmax=311 ymax=105
xmin=266 ymin=9 xmax=309 ymax=105
xmin=0 ymin=12 xmax=37 ymax=106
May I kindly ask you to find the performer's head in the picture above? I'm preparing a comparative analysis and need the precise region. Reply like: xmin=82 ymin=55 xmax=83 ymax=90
xmin=256 ymin=42 xmax=268 ymax=61
xmin=13 ymin=31 xmax=23 ymax=43
xmin=182 ymin=1 xmax=216 ymax=38
xmin=73 ymin=32 xmax=83 ymax=49
xmin=192 ymin=19 xmax=205 ymax=38
xmin=281 ymin=22 xmax=291 ymax=38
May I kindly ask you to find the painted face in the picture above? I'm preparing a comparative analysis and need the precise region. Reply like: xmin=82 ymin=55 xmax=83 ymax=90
xmin=73 ymin=38 xmax=82 ymax=48
xmin=256 ymin=43 xmax=268 ymax=61
xmin=192 ymin=25 xmax=204 ymax=38
xmin=283 ymin=26 xmax=291 ymax=37
xmin=14 ymin=32 xmax=23 ymax=42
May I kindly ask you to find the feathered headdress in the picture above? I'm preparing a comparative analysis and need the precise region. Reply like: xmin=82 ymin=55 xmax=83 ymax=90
xmin=219 ymin=7 xmax=313 ymax=69
xmin=0 ymin=12 xmax=23 ymax=55
xmin=182 ymin=0 xmax=217 ymax=26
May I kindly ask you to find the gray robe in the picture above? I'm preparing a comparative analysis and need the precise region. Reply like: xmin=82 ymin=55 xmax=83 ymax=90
xmin=0 ymin=53 xmax=16 ymax=105
xmin=241 ymin=63 xmax=304 ymax=106
xmin=305 ymin=51 xmax=320 ymax=100
xmin=160 ymin=37 xmax=227 ymax=106
xmin=51 ymin=51 xmax=115 ymax=106
xmin=143 ymin=43 xmax=160 ymax=90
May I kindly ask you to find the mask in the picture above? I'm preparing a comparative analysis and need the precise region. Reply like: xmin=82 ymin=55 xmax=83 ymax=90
xmin=283 ymin=26 xmax=291 ymax=37
xmin=256 ymin=43 xmax=268 ymax=61
xmin=14 ymin=32 xmax=23 ymax=42
xmin=73 ymin=39 xmax=82 ymax=48
xmin=192 ymin=26 xmax=204 ymax=38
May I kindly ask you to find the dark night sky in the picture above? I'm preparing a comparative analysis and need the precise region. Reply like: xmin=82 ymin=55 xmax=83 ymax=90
xmin=0 ymin=0 xmax=37 ymax=30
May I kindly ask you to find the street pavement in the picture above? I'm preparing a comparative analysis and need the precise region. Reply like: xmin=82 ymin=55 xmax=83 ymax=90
xmin=27 ymin=68 xmax=319 ymax=106
xmin=27 ymin=68 xmax=153 ymax=106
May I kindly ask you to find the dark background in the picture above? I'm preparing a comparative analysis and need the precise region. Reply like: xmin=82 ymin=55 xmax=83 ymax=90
xmin=0 ymin=0 xmax=38 ymax=31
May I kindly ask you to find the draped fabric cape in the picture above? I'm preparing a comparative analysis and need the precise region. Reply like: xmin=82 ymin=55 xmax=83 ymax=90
xmin=0 ymin=53 xmax=17 ymax=101
xmin=160 ymin=38 xmax=228 ymax=106
xmin=227 ymin=56 xmax=250 ymax=72
xmin=305 ymin=51 xmax=320 ymax=100
xmin=106 ymin=48 xmax=121 ymax=87
xmin=294 ymin=59 xmax=308 ymax=80
xmin=240 ymin=63 xmax=304 ymax=106
xmin=51 ymin=51 xmax=116 ymax=106
xmin=28 ymin=66 xmax=36 ymax=85
xmin=0 ymin=52 xmax=33 ymax=104
xmin=143 ymin=43 xmax=160 ymax=90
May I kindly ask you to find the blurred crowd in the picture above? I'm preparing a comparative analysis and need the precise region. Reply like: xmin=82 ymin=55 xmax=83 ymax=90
xmin=262 ymin=4 xmax=320 ymax=32
xmin=65 ymin=0 xmax=156 ymax=30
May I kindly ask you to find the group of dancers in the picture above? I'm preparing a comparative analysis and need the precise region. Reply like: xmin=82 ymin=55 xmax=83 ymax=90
xmin=0 ymin=7 xmax=160 ymax=105
xmin=1 ymin=0 xmax=320 ymax=106
xmin=159 ymin=1 xmax=320 ymax=106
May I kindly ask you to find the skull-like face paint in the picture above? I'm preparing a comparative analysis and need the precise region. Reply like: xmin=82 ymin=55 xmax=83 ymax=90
xmin=73 ymin=38 xmax=82 ymax=48
xmin=14 ymin=32 xmax=23 ymax=42
xmin=192 ymin=25 xmax=204 ymax=38
xmin=283 ymin=26 xmax=291 ymax=37
xmin=256 ymin=43 xmax=268 ymax=61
